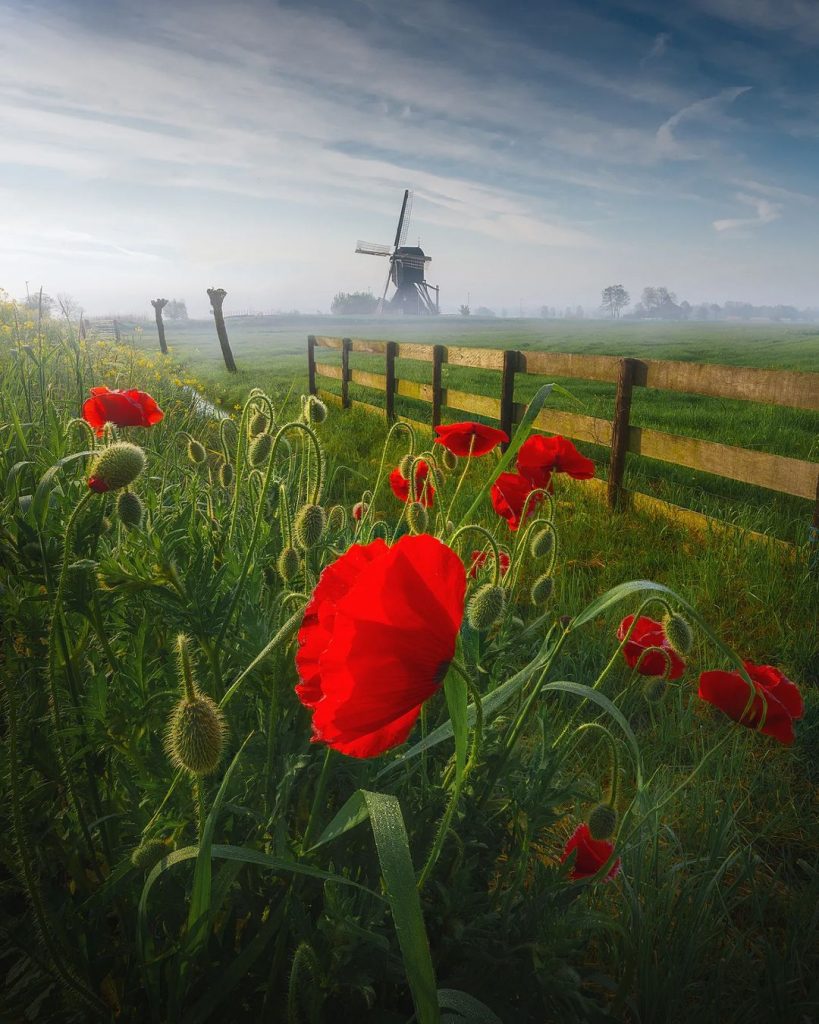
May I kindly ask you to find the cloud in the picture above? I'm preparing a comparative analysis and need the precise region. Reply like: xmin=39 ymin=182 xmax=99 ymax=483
xmin=655 ymin=86 xmax=751 ymax=158
xmin=642 ymin=32 xmax=671 ymax=64
xmin=713 ymin=192 xmax=782 ymax=232
xmin=692 ymin=0 xmax=819 ymax=41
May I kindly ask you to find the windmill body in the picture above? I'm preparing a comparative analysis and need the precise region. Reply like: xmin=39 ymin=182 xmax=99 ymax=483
xmin=355 ymin=190 xmax=440 ymax=314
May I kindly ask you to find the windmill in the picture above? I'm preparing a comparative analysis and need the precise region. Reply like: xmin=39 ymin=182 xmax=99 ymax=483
xmin=355 ymin=190 xmax=440 ymax=314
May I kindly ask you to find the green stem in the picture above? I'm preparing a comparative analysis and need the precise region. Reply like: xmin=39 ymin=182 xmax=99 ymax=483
xmin=301 ymin=747 xmax=333 ymax=854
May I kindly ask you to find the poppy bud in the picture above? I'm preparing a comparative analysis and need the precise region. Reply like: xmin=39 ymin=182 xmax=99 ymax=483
xmin=643 ymin=677 xmax=667 ymax=703
xmin=663 ymin=613 xmax=694 ymax=656
xmin=430 ymin=466 xmax=445 ymax=488
xmin=441 ymin=448 xmax=458 ymax=471
xmin=587 ymin=803 xmax=618 ymax=840
xmin=531 ymin=574 xmax=554 ymax=604
xmin=307 ymin=397 xmax=328 ymax=424
xmin=87 ymin=442 xmax=146 ymax=493
xmin=406 ymin=501 xmax=428 ymax=534
xmin=249 ymin=432 xmax=273 ymax=467
xmin=352 ymin=500 xmax=368 ymax=522
xmin=445 ymin=520 xmax=454 ymax=535
xmin=166 ymin=692 xmax=226 ymax=775
xmin=278 ymin=546 xmax=300 ymax=582
xmin=187 ymin=439 xmax=207 ymax=464
xmin=117 ymin=490 xmax=143 ymax=529
xmin=131 ymin=838 xmax=168 ymax=871
xmin=530 ymin=529 xmax=553 ymax=558
xmin=295 ymin=504 xmax=325 ymax=549
xmin=467 ymin=583 xmax=505 ymax=631
xmin=249 ymin=411 xmax=268 ymax=436
xmin=399 ymin=454 xmax=414 ymax=479
xmin=327 ymin=505 xmax=346 ymax=533
xmin=219 ymin=461 xmax=234 ymax=488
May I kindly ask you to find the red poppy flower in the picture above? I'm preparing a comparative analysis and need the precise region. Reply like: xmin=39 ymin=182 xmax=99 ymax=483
xmin=389 ymin=460 xmax=435 ymax=507
xmin=295 ymin=534 xmax=466 ymax=758
xmin=82 ymin=387 xmax=164 ymax=437
xmin=561 ymin=823 xmax=620 ymax=881
xmin=490 ymin=471 xmax=544 ymax=531
xmin=434 ymin=421 xmax=509 ymax=457
xmin=698 ymin=661 xmax=803 ymax=746
xmin=468 ymin=549 xmax=510 ymax=579
xmin=617 ymin=615 xmax=686 ymax=680
xmin=516 ymin=434 xmax=595 ymax=490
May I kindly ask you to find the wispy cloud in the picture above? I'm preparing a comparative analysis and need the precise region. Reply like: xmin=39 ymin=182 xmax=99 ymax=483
xmin=642 ymin=32 xmax=671 ymax=64
xmin=655 ymin=86 xmax=751 ymax=158
xmin=713 ymin=192 xmax=782 ymax=232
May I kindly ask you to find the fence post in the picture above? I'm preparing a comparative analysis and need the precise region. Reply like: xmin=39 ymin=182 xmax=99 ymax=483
xmin=607 ymin=357 xmax=637 ymax=510
xmin=307 ymin=335 xmax=317 ymax=395
xmin=499 ymin=349 xmax=520 ymax=450
xmin=341 ymin=337 xmax=351 ymax=408
xmin=113 ymin=319 xmax=121 ymax=343
xmin=151 ymin=299 xmax=169 ymax=355
xmin=431 ymin=344 xmax=445 ymax=427
xmin=207 ymin=288 xmax=238 ymax=373
xmin=385 ymin=341 xmax=397 ymax=421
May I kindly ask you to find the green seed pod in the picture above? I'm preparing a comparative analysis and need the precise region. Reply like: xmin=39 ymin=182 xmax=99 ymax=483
xmin=587 ymin=803 xmax=618 ymax=841
xmin=219 ymin=461 xmax=234 ymax=488
xmin=131 ymin=838 xmax=169 ymax=871
xmin=643 ymin=677 xmax=667 ymax=703
xmin=187 ymin=439 xmax=207 ymax=464
xmin=87 ymin=442 xmax=146 ymax=493
xmin=117 ymin=490 xmax=143 ymax=529
xmin=406 ymin=501 xmax=428 ymax=534
xmin=441 ymin=448 xmax=458 ymax=471
xmin=467 ymin=583 xmax=505 ymax=631
xmin=294 ymin=504 xmax=325 ymax=549
xmin=531 ymin=574 xmax=554 ymax=604
xmin=307 ymin=397 xmax=328 ymax=424
xmin=530 ymin=529 xmax=554 ymax=559
xmin=165 ymin=692 xmax=226 ymax=775
xmin=249 ymin=411 xmax=268 ymax=436
xmin=398 ymin=454 xmax=414 ymax=479
xmin=664 ymin=612 xmax=694 ymax=656
xmin=249 ymin=432 xmax=273 ymax=467
xmin=278 ymin=546 xmax=300 ymax=583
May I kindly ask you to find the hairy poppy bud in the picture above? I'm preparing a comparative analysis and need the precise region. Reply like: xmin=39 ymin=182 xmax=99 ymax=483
xmin=406 ymin=501 xmax=428 ymax=534
xmin=187 ymin=439 xmax=207 ymax=464
xmin=643 ymin=677 xmax=667 ymax=703
xmin=352 ymin=500 xmax=368 ymax=522
xmin=587 ymin=803 xmax=618 ymax=840
xmin=117 ymin=490 xmax=143 ymax=529
xmin=327 ymin=505 xmax=346 ymax=533
xmin=467 ymin=583 xmax=505 ymax=631
xmin=219 ymin=461 xmax=234 ymax=488
xmin=249 ymin=433 xmax=272 ymax=467
xmin=445 ymin=520 xmax=454 ymax=536
xmin=441 ymin=448 xmax=458 ymax=471
xmin=430 ymin=466 xmax=445 ymax=488
xmin=531 ymin=574 xmax=554 ymax=604
xmin=87 ymin=442 xmax=146 ymax=493
xmin=307 ymin=397 xmax=327 ymax=424
xmin=295 ymin=504 xmax=325 ymax=549
xmin=166 ymin=693 xmax=225 ymax=775
xmin=249 ymin=411 xmax=268 ymax=436
xmin=398 ymin=454 xmax=414 ymax=479
xmin=663 ymin=612 xmax=694 ymax=656
xmin=131 ymin=837 xmax=168 ymax=871
xmin=278 ymin=546 xmax=300 ymax=582
xmin=530 ymin=529 xmax=553 ymax=558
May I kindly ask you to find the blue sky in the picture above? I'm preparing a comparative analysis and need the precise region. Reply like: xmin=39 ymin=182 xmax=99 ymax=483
xmin=1 ymin=0 xmax=817 ymax=315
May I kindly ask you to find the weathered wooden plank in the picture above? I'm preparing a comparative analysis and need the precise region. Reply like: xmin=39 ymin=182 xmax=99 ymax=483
xmin=397 ymin=414 xmax=434 ymax=435
xmin=629 ymin=426 xmax=818 ymax=499
xmin=517 ymin=406 xmax=613 ymax=447
xmin=349 ymin=338 xmax=388 ymax=354
xmin=316 ymin=363 xmax=344 ymax=381
xmin=350 ymin=369 xmax=387 ymax=391
xmin=635 ymin=359 xmax=819 ymax=411
xmin=313 ymin=335 xmax=345 ymax=350
xmin=446 ymin=346 xmax=506 ymax=370
xmin=444 ymin=390 xmax=501 ymax=418
xmin=521 ymin=351 xmax=621 ymax=382
xmin=396 ymin=343 xmax=436 ymax=362
xmin=396 ymin=379 xmax=435 ymax=402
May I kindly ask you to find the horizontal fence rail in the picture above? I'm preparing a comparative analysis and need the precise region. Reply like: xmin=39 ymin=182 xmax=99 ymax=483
xmin=307 ymin=335 xmax=819 ymax=542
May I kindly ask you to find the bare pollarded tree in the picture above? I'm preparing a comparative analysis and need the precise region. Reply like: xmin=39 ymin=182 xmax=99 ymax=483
xmin=207 ymin=287 xmax=237 ymax=372
xmin=151 ymin=298 xmax=169 ymax=355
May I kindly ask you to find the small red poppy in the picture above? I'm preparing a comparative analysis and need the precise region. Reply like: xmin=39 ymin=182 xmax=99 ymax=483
xmin=468 ymin=549 xmax=510 ymax=579
xmin=617 ymin=615 xmax=686 ymax=680
xmin=698 ymin=661 xmax=803 ymax=746
xmin=389 ymin=460 xmax=435 ymax=508
xmin=434 ymin=421 xmax=509 ymax=457
xmin=516 ymin=434 xmax=595 ymax=490
xmin=490 ymin=471 xmax=544 ymax=531
xmin=561 ymin=823 xmax=620 ymax=881
xmin=82 ymin=387 xmax=163 ymax=437
xmin=295 ymin=535 xmax=466 ymax=758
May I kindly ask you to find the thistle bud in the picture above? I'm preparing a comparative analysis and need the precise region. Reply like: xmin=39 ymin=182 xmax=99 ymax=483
xmin=587 ymin=803 xmax=618 ymax=840
xmin=307 ymin=397 xmax=328 ymax=424
xmin=117 ymin=490 xmax=143 ymax=529
xmin=441 ymin=448 xmax=458 ymax=471
xmin=398 ymin=454 xmax=414 ymax=479
xmin=249 ymin=432 xmax=273 ymax=467
xmin=531 ymin=574 xmax=554 ymax=604
xmin=294 ymin=504 xmax=325 ymax=549
xmin=187 ymin=439 xmax=207 ymax=464
xmin=406 ymin=501 xmax=428 ymax=534
xmin=278 ymin=546 xmax=300 ymax=583
xmin=352 ymin=500 xmax=368 ymax=522
xmin=663 ymin=613 xmax=694 ymax=656
xmin=87 ymin=442 xmax=146 ymax=493
xmin=249 ymin=411 xmax=268 ymax=436
xmin=643 ymin=677 xmax=667 ymax=703
xmin=467 ymin=583 xmax=505 ymax=631
xmin=131 ymin=838 xmax=169 ymax=871
xmin=530 ymin=529 xmax=553 ymax=559
xmin=219 ymin=461 xmax=234 ymax=488
xmin=165 ymin=693 xmax=226 ymax=775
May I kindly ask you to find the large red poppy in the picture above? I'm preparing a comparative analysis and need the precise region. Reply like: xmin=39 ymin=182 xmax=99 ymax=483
xmin=561 ymin=823 xmax=620 ymax=881
xmin=516 ymin=434 xmax=595 ymax=490
xmin=82 ymin=387 xmax=164 ymax=437
xmin=490 ymin=471 xmax=544 ymax=531
xmin=468 ymin=549 xmax=510 ymax=579
xmin=617 ymin=615 xmax=686 ymax=680
xmin=295 ymin=535 xmax=466 ymax=758
xmin=389 ymin=460 xmax=435 ymax=508
xmin=698 ymin=661 xmax=803 ymax=746
xmin=434 ymin=421 xmax=509 ymax=457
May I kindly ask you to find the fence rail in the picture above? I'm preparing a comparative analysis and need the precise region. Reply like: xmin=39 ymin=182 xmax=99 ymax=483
xmin=307 ymin=334 xmax=819 ymax=539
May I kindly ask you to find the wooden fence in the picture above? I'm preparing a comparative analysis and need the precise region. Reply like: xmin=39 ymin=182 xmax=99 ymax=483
xmin=307 ymin=334 xmax=819 ymax=542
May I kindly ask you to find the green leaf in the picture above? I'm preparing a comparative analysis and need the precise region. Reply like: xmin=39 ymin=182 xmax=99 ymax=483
xmin=309 ymin=790 xmax=369 ymax=851
xmin=570 ymin=579 xmax=685 ymax=630
xmin=437 ymin=989 xmax=503 ymax=1023
xmin=443 ymin=667 xmax=468 ymax=784
xmin=32 ymin=450 xmax=94 ymax=525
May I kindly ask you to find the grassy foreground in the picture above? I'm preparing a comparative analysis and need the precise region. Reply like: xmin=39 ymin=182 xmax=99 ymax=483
xmin=1 ymin=313 xmax=817 ymax=1022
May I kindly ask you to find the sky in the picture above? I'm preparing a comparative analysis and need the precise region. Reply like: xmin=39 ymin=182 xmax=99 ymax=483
xmin=1 ymin=0 xmax=818 ymax=316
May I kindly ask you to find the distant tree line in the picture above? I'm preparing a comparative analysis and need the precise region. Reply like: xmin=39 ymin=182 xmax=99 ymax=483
xmin=331 ymin=290 xmax=378 ymax=315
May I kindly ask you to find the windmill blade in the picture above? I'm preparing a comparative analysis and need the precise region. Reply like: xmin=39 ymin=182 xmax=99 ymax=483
xmin=393 ymin=189 xmax=410 ymax=248
xmin=381 ymin=263 xmax=392 ymax=302
xmin=398 ymin=191 xmax=413 ymax=247
xmin=356 ymin=241 xmax=391 ymax=256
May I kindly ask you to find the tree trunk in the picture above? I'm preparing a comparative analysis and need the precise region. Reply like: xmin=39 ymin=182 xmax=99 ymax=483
xmin=151 ymin=299 xmax=169 ymax=355
xmin=207 ymin=288 xmax=237 ymax=373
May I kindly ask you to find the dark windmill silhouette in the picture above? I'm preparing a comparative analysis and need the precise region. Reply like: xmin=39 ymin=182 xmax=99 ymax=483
xmin=355 ymin=190 xmax=440 ymax=314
